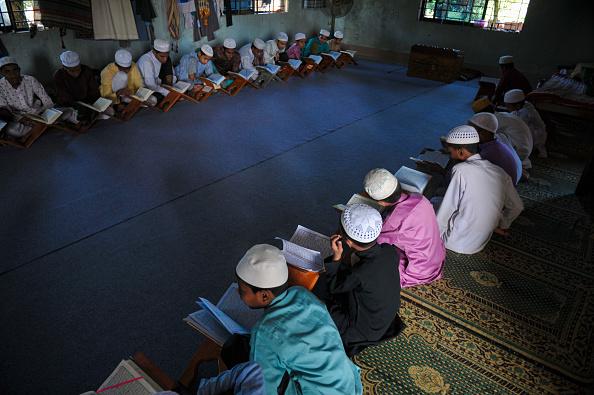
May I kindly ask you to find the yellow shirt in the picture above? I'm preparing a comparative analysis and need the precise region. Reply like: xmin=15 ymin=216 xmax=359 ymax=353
xmin=100 ymin=62 xmax=143 ymax=104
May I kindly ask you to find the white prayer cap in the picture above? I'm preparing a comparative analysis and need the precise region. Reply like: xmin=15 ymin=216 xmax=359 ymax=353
xmin=277 ymin=32 xmax=288 ymax=42
xmin=200 ymin=44 xmax=214 ymax=57
xmin=364 ymin=168 xmax=399 ymax=201
xmin=114 ymin=49 xmax=132 ymax=67
xmin=253 ymin=38 xmax=265 ymax=50
xmin=236 ymin=244 xmax=288 ymax=289
xmin=319 ymin=29 xmax=330 ymax=37
xmin=223 ymin=38 xmax=237 ymax=49
xmin=294 ymin=33 xmax=306 ymax=41
xmin=469 ymin=112 xmax=498 ymax=134
xmin=341 ymin=204 xmax=383 ymax=243
xmin=334 ymin=31 xmax=344 ymax=39
xmin=60 ymin=51 xmax=80 ymax=68
xmin=504 ymin=89 xmax=525 ymax=104
xmin=0 ymin=56 xmax=17 ymax=68
xmin=499 ymin=55 xmax=514 ymax=65
xmin=153 ymin=39 xmax=170 ymax=53
xmin=446 ymin=125 xmax=480 ymax=144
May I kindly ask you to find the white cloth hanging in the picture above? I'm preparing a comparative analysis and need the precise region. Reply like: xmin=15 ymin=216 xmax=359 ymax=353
xmin=92 ymin=0 xmax=139 ymax=40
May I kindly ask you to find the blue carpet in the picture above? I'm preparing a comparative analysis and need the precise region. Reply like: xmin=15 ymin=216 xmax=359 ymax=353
xmin=0 ymin=61 xmax=476 ymax=394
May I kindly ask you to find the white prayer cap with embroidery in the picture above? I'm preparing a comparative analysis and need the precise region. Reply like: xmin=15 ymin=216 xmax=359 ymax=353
xmin=334 ymin=31 xmax=344 ymax=39
xmin=0 ymin=56 xmax=17 ymax=68
xmin=223 ymin=38 xmax=237 ymax=49
xmin=115 ymin=49 xmax=132 ymax=67
xmin=319 ymin=29 xmax=330 ymax=37
xmin=341 ymin=204 xmax=383 ymax=243
xmin=200 ymin=44 xmax=214 ymax=57
xmin=504 ymin=89 xmax=525 ymax=104
xmin=294 ymin=33 xmax=306 ymax=41
xmin=364 ymin=168 xmax=399 ymax=201
xmin=446 ymin=125 xmax=480 ymax=144
xmin=253 ymin=38 xmax=265 ymax=50
xmin=60 ymin=51 xmax=80 ymax=68
xmin=469 ymin=112 xmax=498 ymax=134
xmin=277 ymin=32 xmax=288 ymax=42
xmin=153 ymin=39 xmax=170 ymax=53
xmin=236 ymin=244 xmax=288 ymax=289
xmin=499 ymin=55 xmax=514 ymax=65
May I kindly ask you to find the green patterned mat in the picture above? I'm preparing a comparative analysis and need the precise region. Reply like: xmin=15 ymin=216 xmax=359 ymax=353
xmin=356 ymin=151 xmax=594 ymax=392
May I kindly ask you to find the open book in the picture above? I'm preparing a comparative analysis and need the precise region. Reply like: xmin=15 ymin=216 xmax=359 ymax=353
xmin=229 ymin=69 xmax=257 ymax=81
xmin=96 ymin=359 xmax=162 ymax=395
xmin=307 ymin=55 xmax=322 ymax=64
xmin=341 ymin=50 xmax=357 ymax=58
xmin=205 ymin=73 xmax=225 ymax=86
xmin=0 ymin=119 xmax=7 ymax=130
xmin=333 ymin=193 xmax=384 ymax=213
xmin=287 ymin=59 xmax=302 ymax=70
xmin=131 ymin=87 xmax=154 ymax=102
xmin=76 ymin=97 xmax=112 ymax=113
xmin=479 ymin=76 xmax=499 ymax=86
xmin=395 ymin=166 xmax=432 ymax=194
xmin=257 ymin=64 xmax=281 ymax=75
xmin=323 ymin=52 xmax=341 ymax=61
xmin=276 ymin=225 xmax=332 ymax=273
xmin=185 ymin=283 xmax=262 ymax=346
xmin=410 ymin=150 xmax=451 ymax=169
xmin=25 ymin=108 xmax=63 ymax=125
xmin=164 ymin=81 xmax=192 ymax=94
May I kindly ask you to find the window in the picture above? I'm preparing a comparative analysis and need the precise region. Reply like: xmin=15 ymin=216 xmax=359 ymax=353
xmin=0 ymin=0 xmax=41 ymax=32
xmin=229 ymin=0 xmax=287 ymax=15
xmin=303 ymin=0 xmax=326 ymax=8
xmin=420 ymin=0 xmax=531 ymax=32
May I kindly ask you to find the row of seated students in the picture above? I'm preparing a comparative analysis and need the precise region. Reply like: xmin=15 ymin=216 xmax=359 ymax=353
xmin=0 ymin=28 xmax=346 ymax=144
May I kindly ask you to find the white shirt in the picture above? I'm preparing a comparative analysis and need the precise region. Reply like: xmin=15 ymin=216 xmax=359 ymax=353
xmin=0 ymin=75 xmax=54 ymax=116
xmin=239 ymin=43 xmax=258 ymax=78
xmin=437 ymin=154 xmax=524 ymax=254
xmin=136 ymin=50 xmax=169 ymax=96
xmin=512 ymin=102 xmax=547 ymax=148
xmin=495 ymin=112 xmax=533 ymax=169
xmin=263 ymin=39 xmax=284 ymax=64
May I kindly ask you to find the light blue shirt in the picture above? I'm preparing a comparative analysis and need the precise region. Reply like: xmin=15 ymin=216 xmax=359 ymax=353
xmin=250 ymin=287 xmax=363 ymax=395
xmin=175 ymin=53 xmax=216 ymax=84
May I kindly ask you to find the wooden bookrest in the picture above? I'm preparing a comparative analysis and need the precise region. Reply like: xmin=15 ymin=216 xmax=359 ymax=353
xmin=336 ymin=53 xmax=357 ymax=68
xmin=301 ymin=59 xmax=318 ymax=77
xmin=118 ymin=98 xmax=144 ymax=121
xmin=0 ymin=120 xmax=48 ymax=149
xmin=159 ymin=87 xmax=199 ymax=112
xmin=132 ymin=352 xmax=177 ymax=391
xmin=276 ymin=63 xmax=296 ymax=81
xmin=317 ymin=55 xmax=335 ymax=73
xmin=221 ymin=74 xmax=249 ymax=96
xmin=197 ymin=78 xmax=221 ymax=102
xmin=288 ymin=265 xmax=320 ymax=291
xmin=179 ymin=336 xmax=225 ymax=388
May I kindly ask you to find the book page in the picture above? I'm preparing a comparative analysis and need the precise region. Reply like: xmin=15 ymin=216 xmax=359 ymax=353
xmin=186 ymin=310 xmax=229 ymax=346
xmin=237 ymin=69 xmax=255 ymax=80
xmin=266 ymin=64 xmax=280 ymax=74
xmin=277 ymin=238 xmax=324 ymax=272
xmin=395 ymin=166 xmax=432 ymax=194
xmin=308 ymin=55 xmax=322 ymax=64
xmin=346 ymin=193 xmax=384 ymax=213
xmin=173 ymin=81 xmax=191 ymax=93
xmin=217 ymin=283 xmax=263 ymax=330
xmin=480 ymin=76 xmax=499 ymax=85
xmin=133 ymin=88 xmax=153 ymax=102
xmin=97 ymin=360 xmax=160 ymax=395
xmin=288 ymin=59 xmax=302 ymax=70
xmin=208 ymin=73 xmax=225 ymax=85
xmin=199 ymin=297 xmax=250 ymax=335
xmin=410 ymin=150 xmax=450 ymax=169
xmin=94 ymin=97 xmax=112 ymax=112
xmin=290 ymin=225 xmax=333 ymax=259
xmin=341 ymin=50 xmax=356 ymax=58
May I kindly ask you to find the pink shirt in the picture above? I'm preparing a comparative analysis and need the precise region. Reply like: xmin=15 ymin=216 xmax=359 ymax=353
xmin=287 ymin=43 xmax=301 ymax=60
xmin=377 ymin=193 xmax=445 ymax=288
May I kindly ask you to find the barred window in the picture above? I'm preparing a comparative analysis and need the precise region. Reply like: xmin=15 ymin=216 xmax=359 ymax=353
xmin=0 ymin=0 xmax=41 ymax=32
xmin=230 ymin=0 xmax=287 ymax=15
xmin=303 ymin=0 xmax=326 ymax=8
xmin=420 ymin=0 xmax=531 ymax=32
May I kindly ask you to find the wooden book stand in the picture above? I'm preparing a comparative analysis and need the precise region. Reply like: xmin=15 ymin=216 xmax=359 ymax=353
xmin=0 ymin=120 xmax=48 ymax=149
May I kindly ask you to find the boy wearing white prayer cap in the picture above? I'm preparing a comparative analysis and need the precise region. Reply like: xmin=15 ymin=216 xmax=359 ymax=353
xmin=329 ymin=30 xmax=344 ymax=52
xmin=238 ymin=38 xmax=266 ymax=80
xmin=137 ymin=39 xmax=175 ymax=99
xmin=175 ymin=44 xmax=217 ymax=91
xmin=263 ymin=32 xmax=289 ymax=64
xmin=436 ymin=125 xmax=523 ymax=254
xmin=363 ymin=169 xmax=446 ymax=288
xmin=213 ymin=38 xmax=242 ymax=75
xmin=317 ymin=203 xmax=402 ymax=356
xmin=493 ymin=54 xmax=533 ymax=105
xmin=224 ymin=244 xmax=362 ymax=395
xmin=100 ymin=49 xmax=153 ymax=108
xmin=286 ymin=33 xmax=306 ymax=60
xmin=504 ymin=88 xmax=548 ymax=158
xmin=302 ymin=29 xmax=331 ymax=57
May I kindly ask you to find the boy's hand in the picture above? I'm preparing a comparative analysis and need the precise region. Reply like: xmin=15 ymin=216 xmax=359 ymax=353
xmin=330 ymin=235 xmax=343 ymax=262
xmin=494 ymin=227 xmax=509 ymax=237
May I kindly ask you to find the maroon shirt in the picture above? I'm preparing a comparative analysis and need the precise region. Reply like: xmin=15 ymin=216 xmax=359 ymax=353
xmin=54 ymin=65 xmax=100 ymax=106
xmin=494 ymin=67 xmax=533 ymax=104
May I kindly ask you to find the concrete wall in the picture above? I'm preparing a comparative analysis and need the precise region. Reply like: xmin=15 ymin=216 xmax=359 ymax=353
xmin=0 ymin=0 xmax=329 ymax=84
xmin=338 ymin=0 xmax=594 ymax=81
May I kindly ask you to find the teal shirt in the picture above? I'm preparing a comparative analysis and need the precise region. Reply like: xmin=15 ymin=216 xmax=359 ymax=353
xmin=250 ymin=287 xmax=362 ymax=395
xmin=302 ymin=37 xmax=330 ymax=57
